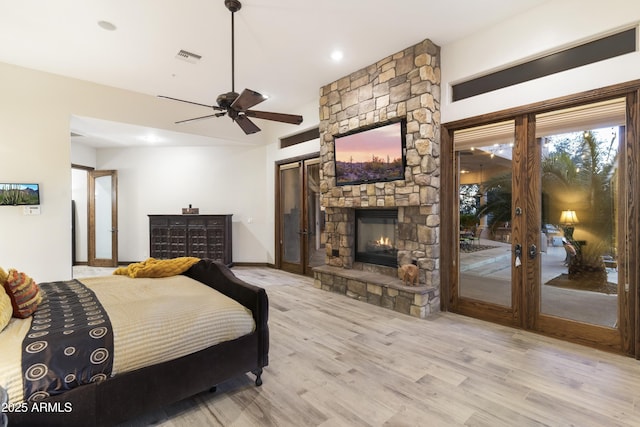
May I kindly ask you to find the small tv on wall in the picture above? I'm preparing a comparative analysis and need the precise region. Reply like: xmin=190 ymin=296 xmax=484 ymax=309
xmin=0 ymin=183 xmax=40 ymax=206
xmin=333 ymin=118 xmax=406 ymax=186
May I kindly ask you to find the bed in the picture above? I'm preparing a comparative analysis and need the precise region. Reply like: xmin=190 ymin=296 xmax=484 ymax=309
xmin=0 ymin=259 xmax=269 ymax=427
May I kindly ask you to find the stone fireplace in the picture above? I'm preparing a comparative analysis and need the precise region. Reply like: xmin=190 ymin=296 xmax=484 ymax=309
xmin=312 ymin=39 xmax=442 ymax=319
xmin=355 ymin=209 xmax=398 ymax=267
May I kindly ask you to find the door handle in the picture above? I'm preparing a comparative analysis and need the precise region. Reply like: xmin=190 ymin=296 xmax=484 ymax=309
xmin=529 ymin=244 xmax=537 ymax=259
xmin=514 ymin=244 xmax=522 ymax=258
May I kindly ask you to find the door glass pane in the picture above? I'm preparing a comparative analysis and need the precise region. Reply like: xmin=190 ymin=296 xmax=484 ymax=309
xmin=455 ymin=121 xmax=515 ymax=306
xmin=281 ymin=165 xmax=301 ymax=264
xmin=94 ymin=175 xmax=112 ymax=259
xmin=306 ymin=161 xmax=325 ymax=268
xmin=537 ymin=99 xmax=623 ymax=327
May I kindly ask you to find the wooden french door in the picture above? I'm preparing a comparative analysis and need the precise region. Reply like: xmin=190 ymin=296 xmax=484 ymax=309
xmin=446 ymin=94 xmax=637 ymax=355
xmin=531 ymin=99 xmax=629 ymax=352
xmin=88 ymin=170 xmax=118 ymax=267
xmin=277 ymin=157 xmax=323 ymax=276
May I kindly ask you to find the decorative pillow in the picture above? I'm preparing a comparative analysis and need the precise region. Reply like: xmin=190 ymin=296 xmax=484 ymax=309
xmin=0 ymin=286 xmax=12 ymax=332
xmin=2 ymin=268 xmax=42 ymax=318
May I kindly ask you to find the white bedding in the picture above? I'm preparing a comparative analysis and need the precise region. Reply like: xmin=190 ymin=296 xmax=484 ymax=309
xmin=0 ymin=274 xmax=256 ymax=404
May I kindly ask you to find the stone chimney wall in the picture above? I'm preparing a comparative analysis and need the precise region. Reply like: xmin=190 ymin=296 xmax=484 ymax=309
xmin=318 ymin=38 xmax=441 ymax=286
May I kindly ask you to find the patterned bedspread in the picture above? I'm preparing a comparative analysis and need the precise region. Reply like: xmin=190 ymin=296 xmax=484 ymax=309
xmin=0 ymin=274 xmax=256 ymax=405
xmin=22 ymin=280 xmax=113 ymax=402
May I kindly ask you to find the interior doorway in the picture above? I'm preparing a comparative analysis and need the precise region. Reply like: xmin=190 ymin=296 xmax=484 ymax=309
xmin=88 ymin=170 xmax=118 ymax=267
xmin=72 ymin=166 xmax=119 ymax=268
xmin=276 ymin=156 xmax=324 ymax=276
xmin=443 ymin=92 xmax=637 ymax=356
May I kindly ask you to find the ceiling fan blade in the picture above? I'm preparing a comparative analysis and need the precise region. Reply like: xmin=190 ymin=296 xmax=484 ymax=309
xmin=235 ymin=114 xmax=261 ymax=134
xmin=245 ymin=110 xmax=304 ymax=125
xmin=158 ymin=95 xmax=225 ymax=111
xmin=175 ymin=114 xmax=220 ymax=124
xmin=230 ymin=89 xmax=267 ymax=111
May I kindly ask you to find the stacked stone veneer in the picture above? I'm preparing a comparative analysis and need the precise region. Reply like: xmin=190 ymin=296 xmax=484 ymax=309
xmin=314 ymin=39 xmax=442 ymax=318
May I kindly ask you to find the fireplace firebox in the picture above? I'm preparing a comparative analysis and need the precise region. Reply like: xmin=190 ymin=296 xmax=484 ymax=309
xmin=355 ymin=209 xmax=398 ymax=267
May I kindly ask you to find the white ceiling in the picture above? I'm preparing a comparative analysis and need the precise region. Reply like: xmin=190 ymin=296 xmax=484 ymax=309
xmin=0 ymin=0 xmax=550 ymax=148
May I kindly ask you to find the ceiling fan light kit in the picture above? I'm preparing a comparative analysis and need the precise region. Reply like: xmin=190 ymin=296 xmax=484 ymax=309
xmin=159 ymin=0 xmax=303 ymax=135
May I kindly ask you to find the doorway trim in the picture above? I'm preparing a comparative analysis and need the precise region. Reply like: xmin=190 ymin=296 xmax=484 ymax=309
xmin=441 ymin=80 xmax=640 ymax=357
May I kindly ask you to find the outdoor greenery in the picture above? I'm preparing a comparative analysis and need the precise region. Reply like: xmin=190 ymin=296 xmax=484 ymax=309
xmin=467 ymin=128 xmax=618 ymax=279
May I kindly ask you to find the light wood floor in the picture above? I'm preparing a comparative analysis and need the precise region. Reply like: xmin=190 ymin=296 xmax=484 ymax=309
xmin=116 ymin=266 xmax=640 ymax=427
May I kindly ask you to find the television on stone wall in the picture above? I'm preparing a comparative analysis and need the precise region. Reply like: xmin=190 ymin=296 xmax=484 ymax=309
xmin=0 ymin=183 xmax=40 ymax=205
xmin=333 ymin=118 xmax=407 ymax=186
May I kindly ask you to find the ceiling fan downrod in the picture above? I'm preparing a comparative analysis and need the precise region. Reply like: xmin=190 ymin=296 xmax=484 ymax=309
xmin=225 ymin=0 xmax=242 ymax=94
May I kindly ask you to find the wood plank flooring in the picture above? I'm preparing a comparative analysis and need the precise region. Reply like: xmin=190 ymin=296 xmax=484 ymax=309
xmin=118 ymin=266 xmax=640 ymax=427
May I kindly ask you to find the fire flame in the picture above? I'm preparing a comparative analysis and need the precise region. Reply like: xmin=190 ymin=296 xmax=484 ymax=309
xmin=376 ymin=236 xmax=390 ymax=246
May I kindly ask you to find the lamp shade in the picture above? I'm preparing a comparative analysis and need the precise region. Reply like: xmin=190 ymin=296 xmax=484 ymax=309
xmin=559 ymin=210 xmax=579 ymax=224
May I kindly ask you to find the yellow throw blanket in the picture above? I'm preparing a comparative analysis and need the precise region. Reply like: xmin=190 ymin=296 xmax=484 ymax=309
xmin=113 ymin=257 xmax=201 ymax=278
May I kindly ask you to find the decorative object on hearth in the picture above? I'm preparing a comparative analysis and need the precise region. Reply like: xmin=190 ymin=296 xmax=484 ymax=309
xmin=399 ymin=263 xmax=419 ymax=287
xmin=159 ymin=0 xmax=303 ymax=135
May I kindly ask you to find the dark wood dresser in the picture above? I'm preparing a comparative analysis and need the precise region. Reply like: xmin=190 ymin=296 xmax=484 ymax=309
xmin=148 ymin=214 xmax=232 ymax=266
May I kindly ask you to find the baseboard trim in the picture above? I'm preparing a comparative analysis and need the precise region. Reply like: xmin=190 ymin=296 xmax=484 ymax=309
xmin=232 ymin=262 xmax=275 ymax=268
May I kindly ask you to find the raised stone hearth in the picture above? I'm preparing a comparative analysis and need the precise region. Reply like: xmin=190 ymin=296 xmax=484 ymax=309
xmin=313 ymin=265 xmax=439 ymax=319
xmin=315 ymin=38 xmax=442 ymax=318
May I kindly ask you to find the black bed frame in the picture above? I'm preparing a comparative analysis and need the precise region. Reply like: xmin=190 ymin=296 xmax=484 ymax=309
xmin=9 ymin=260 xmax=269 ymax=427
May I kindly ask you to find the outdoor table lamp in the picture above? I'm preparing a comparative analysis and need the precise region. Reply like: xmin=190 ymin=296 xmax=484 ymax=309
xmin=559 ymin=210 xmax=579 ymax=239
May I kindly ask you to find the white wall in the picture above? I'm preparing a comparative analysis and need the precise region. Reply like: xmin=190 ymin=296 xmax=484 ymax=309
xmin=441 ymin=0 xmax=640 ymax=123
xmin=95 ymin=144 xmax=273 ymax=263
xmin=0 ymin=64 xmax=74 ymax=281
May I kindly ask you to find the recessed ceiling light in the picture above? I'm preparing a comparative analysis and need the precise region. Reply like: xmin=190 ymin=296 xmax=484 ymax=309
xmin=98 ymin=20 xmax=117 ymax=31
xmin=139 ymin=135 xmax=161 ymax=144
xmin=331 ymin=50 xmax=344 ymax=62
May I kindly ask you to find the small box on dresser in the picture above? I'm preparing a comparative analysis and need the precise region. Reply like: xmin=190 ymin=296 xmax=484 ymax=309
xmin=148 ymin=214 xmax=233 ymax=266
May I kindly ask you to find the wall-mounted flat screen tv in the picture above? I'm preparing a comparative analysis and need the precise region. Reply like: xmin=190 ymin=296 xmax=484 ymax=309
xmin=334 ymin=119 xmax=406 ymax=186
xmin=0 ymin=183 xmax=40 ymax=205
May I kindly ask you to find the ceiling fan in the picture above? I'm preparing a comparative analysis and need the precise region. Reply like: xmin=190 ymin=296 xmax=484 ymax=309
xmin=158 ymin=0 xmax=303 ymax=135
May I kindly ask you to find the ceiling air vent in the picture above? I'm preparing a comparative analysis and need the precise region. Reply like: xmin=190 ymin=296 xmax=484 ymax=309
xmin=175 ymin=49 xmax=202 ymax=64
